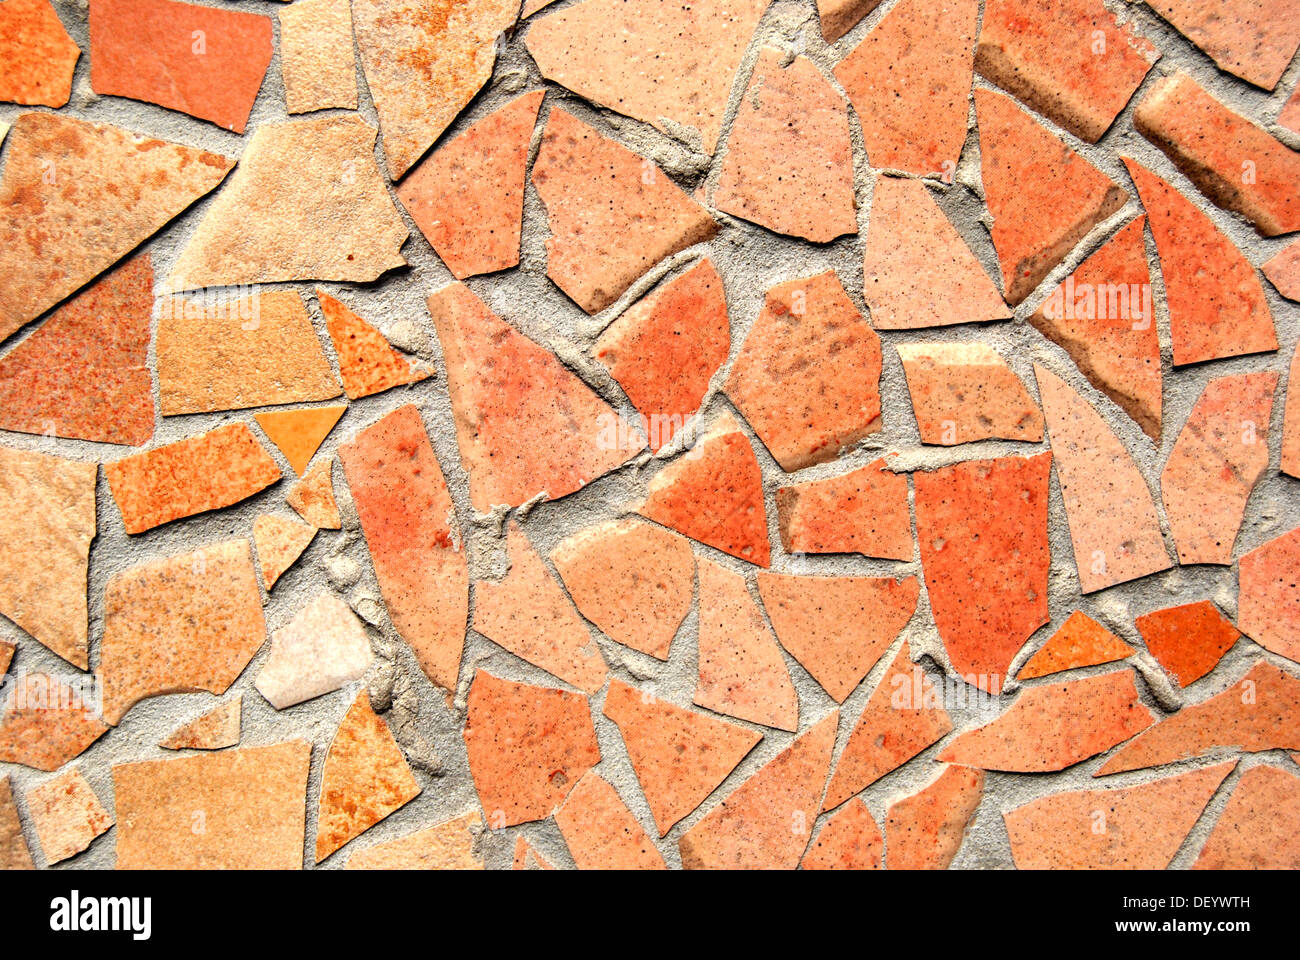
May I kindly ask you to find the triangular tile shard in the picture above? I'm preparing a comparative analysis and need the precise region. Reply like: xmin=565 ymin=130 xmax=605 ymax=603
xmin=0 ymin=776 xmax=35 ymax=869
xmin=0 ymin=0 xmax=81 ymax=107
xmin=0 ymin=674 xmax=110 ymax=771
xmin=775 ymin=458 xmax=913 ymax=561
xmin=165 ymin=115 xmax=408 ymax=293
xmin=554 ymin=771 xmax=667 ymax=870
xmin=531 ymin=108 xmax=717 ymax=314
xmin=1193 ymin=765 xmax=1300 ymax=869
xmin=1136 ymin=601 xmax=1242 ymax=689
xmin=339 ymin=405 xmax=468 ymax=695
xmin=1238 ymin=527 xmax=1300 ymax=664
xmin=397 ymin=91 xmax=545 ymax=279
xmin=428 ymin=282 xmax=644 ymax=512
xmin=0 ymin=112 xmax=233 ymax=344
xmin=278 ymin=0 xmax=357 ymax=114
xmin=896 ymin=342 xmax=1043 ymax=445
xmin=253 ymin=514 xmax=317 ymax=590
xmin=319 ymin=292 xmax=430 ymax=400
xmin=255 ymin=592 xmax=373 ymax=710
xmin=1147 ymin=0 xmax=1300 ymax=90
xmin=159 ymin=697 xmax=241 ymax=751
xmin=287 ymin=459 xmax=342 ymax=530
xmin=799 ymin=799 xmax=883 ymax=870
xmin=1017 ymin=610 xmax=1135 ymax=680
xmin=884 ymin=764 xmax=985 ymax=870
xmin=255 ymin=405 xmax=346 ymax=476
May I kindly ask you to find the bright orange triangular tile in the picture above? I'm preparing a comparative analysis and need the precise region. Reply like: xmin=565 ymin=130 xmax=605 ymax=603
xmin=319 ymin=291 xmax=430 ymax=400
xmin=1017 ymin=610 xmax=1136 ymax=680
xmin=255 ymin=404 xmax=346 ymax=475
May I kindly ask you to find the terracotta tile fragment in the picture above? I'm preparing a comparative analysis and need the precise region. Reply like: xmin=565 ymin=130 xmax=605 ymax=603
xmin=799 ymin=799 xmax=882 ymax=870
xmin=775 ymin=459 xmax=912 ymax=561
xmin=1006 ymin=761 xmax=1235 ymax=869
xmin=1238 ymin=527 xmax=1300 ymax=663
xmin=1136 ymin=602 xmax=1241 ymax=689
xmin=256 ymin=593 xmax=372 ymax=710
xmin=339 ymin=405 xmax=467 ymax=694
xmin=255 ymin=405 xmax=346 ymax=476
xmin=0 ymin=674 xmax=108 ymax=771
xmin=113 ymin=741 xmax=311 ymax=869
xmin=319 ymin=292 xmax=430 ymax=400
xmin=1194 ymin=765 xmax=1300 ymax=869
xmin=532 ymin=108 xmax=717 ymax=313
xmin=278 ymin=0 xmax=357 ymax=114
xmin=1134 ymin=73 xmax=1300 ymax=236
xmin=555 ymin=771 xmax=666 ymax=870
xmin=594 ymin=259 xmax=729 ymax=453
xmin=166 ymin=115 xmax=407 ymax=292
xmin=316 ymin=689 xmax=420 ymax=862
xmin=1028 ymin=217 xmax=1162 ymax=440
xmin=816 ymin=0 xmax=881 ymax=42
xmin=1264 ymin=240 xmax=1300 ymax=302
xmin=0 ymin=0 xmax=80 ymax=107
xmin=603 ymin=678 xmax=762 ymax=836
xmin=26 ymin=767 xmax=112 ymax=865
xmin=1161 ymin=373 xmax=1277 ymax=565
xmin=680 ymin=711 xmax=837 ymax=870
xmin=511 ymin=835 xmax=554 ymax=870
xmin=896 ymin=342 xmax=1043 ymax=445
xmin=0 ymin=777 xmax=33 ymax=869
xmin=551 ymin=519 xmax=695 ymax=661
xmin=694 ymin=558 xmax=798 ymax=732
xmin=1123 ymin=158 xmax=1278 ymax=366
xmin=0 ymin=446 xmax=96 ymax=668
xmin=346 ymin=811 xmax=484 ymax=870
xmin=1017 ymin=611 xmax=1135 ymax=680
xmin=429 ymin=282 xmax=643 ymax=511
xmin=98 ymin=540 xmax=266 ymax=726
xmin=834 ymin=0 xmax=977 ymax=177
xmin=253 ymin=514 xmax=317 ymax=590
xmin=726 ymin=271 xmax=882 ymax=471
xmin=1148 ymin=0 xmax=1300 ymax=90
xmin=105 ymin=423 xmax=281 ymax=535
xmin=1035 ymin=365 xmax=1171 ymax=593
xmin=756 ymin=573 xmax=919 ymax=703
xmin=913 ymin=454 xmax=1051 ymax=690
xmin=0 ymin=641 xmax=12 ymax=678
xmin=885 ymin=765 xmax=984 ymax=869
xmin=0 ymin=255 xmax=154 ymax=447
xmin=287 ymin=459 xmax=342 ymax=530
xmin=823 ymin=644 xmax=953 ymax=810
xmin=0 ymin=113 xmax=232 ymax=344
xmin=159 ymin=696 xmax=241 ymax=750
xmin=976 ymin=89 xmax=1126 ymax=305
xmin=863 ymin=175 xmax=1010 ymax=330
xmin=938 ymin=670 xmax=1154 ymax=772
xmin=525 ymin=0 xmax=767 ymax=155
xmin=397 ymin=92 xmax=544 ymax=279
xmin=462 ymin=670 xmax=600 ymax=827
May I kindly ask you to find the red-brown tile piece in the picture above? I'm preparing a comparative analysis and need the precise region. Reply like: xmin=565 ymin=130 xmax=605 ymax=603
xmin=160 ymin=696 xmax=241 ymax=751
xmin=105 ymin=422 xmax=281 ymax=535
xmin=939 ymin=669 xmax=1154 ymax=772
xmin=555 ymin=771 xmax=666 ymax=870
xmin=0 ymin=112 xmax=233 ymax=344
xmin=1193 ymin=765 xmax=1300 ymax=869
xmin=1238 ymin=526 xmax=1300 ymax=663
xmin=1148 ymin=0 xmax=1300 ymax=90
xmin=462 ymin=670 xmax=600 ymax=827
xmin=816 ymin=0 xmax=882 ymax=43
xmin=511 ymin=835 xmax=554 ymax=870
xmin=694 ymin=557 xmax=797 ymax=732
xmin=1096 ymin=662 xmax=1300 ymax=776
xmin=253 ymin=514 xmax=317 ymax=591
xmin=715 ymin=48 xmax=856 ymax=242
xmin=1136 ymin=601 xmax=1242 ymax=689
xmin=532 ymin=108 xmax=717 ymax=314
xmin=1265 ymin=240 xmax=1300 ymax=302
xmin=1035 ymin=365 xmax=1172 ymax=593
xmin=255 ymin=593 xmax=372 ymax=710
xmin=897 ymin=342 xmax=1043 ymax=445
xmin=594 ymin=259 xmax=729 ymax=453
xmin=1282 ymin=345 xmax=1300 ymax=478
xmin=1161 ymin=373 xmax=1277 ymax=565
xmin=319 ymin=292 xmax=430 ymax=401
xmin=255 ymin=405 xmax=346 ymax=476
xmin=1005 ymin=761 xmax=1235 ymax=869
xmin=636 ymin=412 xmax=770 ymax=567
xmin=885 ymin=764 xmax=984 ymax=869
xmin=347 ymin=810 xmax=484 ymax=870
xmin=975 ymin=0 xmax=1158 ymax=142
xmin=0 ymin=446 xmax=96 ymax=668
xmin=26 ymin=767 xmax=113 ymax=865
xmin=1123 ymin=158 xmax=1278 ymax=366
xmin=863 ymin=175 xmax=1010 ymax=330
xmin=823 ymin=644 xmax=954 ymax=810
xmin=834 ymin=0 xmax=978 ymax=178
xmin=552 ymin=519 xmax=695 ymax=661
xmin=1282 ymin=84 xmax=1300 ymax=136
xmin=1028 ymin=217 xmax=1162 ymax=441
xmin=913 ymin=454 xmax=1051 ymax=691
xmin=278 ymin=0 xmax=357 ymax=114
xmin=976 ymin=89 xmax=1126 ymax=305
xmin=1134 ymin=73 xmax=1300 ymax=236
xmin=1017 ymin=611 xmax=1135 ymax=680
xmin=398 ymin=91 xmax=544 ymax=279
xmin=776 ymin=458 xmax=912 ymax=561
xmin=0 ymin=777 xmax=34 ymax=869
xmin=0 ymin=674 xmax=109 ymax=771
xmin=0 ymin=0 xmax=80 ymax=107
xmin=339 ymin=405 xmax=468 ymax=694
xmin=757 ymin=573 xmax=918 ymax=703
xmin=287 ymin=459 xmax=342 ymax=530
xmin=726 ymin=271 xmax=882 ymax=471
xmin=524 ymin=0 xmax=767 ymax=155
xmin=679 ymin=711 xmax=838 ymax=870
xmin=799 ymin=798 xmax=883 ymax=870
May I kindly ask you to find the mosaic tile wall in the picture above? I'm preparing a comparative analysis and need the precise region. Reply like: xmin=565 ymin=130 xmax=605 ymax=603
xmin=0 ymin=0 xmax=1299 ymax=870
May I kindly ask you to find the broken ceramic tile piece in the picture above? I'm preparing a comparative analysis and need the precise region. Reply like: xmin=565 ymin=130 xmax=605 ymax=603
xmin=0 ymin=641 xmax=12 ymax=679
xmin=816 ymin=0 xmax=881 ymax=42
xmin=776 ymin=459 xmax=912 ymax=561
xmin=346 ymin=811 xmax=484 ymax=870
xmin=1193 ymin=765 xmax=1300 ymax=869
xmin=1136 ymin=601 xmax=1241 ymax=689
xmin=884 ymin=765 xmax=984 ymax=869
xmin=1017 ymin=611 xmax=1135 ymax=680
xmin=0 ymin=777 xmax=33 ymax=869
xmin=1237 ymin=527 xmax=1300 ymax=664
xmin=319 ymin=292 xmax=431 ymax=400
xmin=256 ymin=593 xmax=372 ymax=710
xmin=555 ymin=771 xmax=666 ymax=870
xmin=255 ymin=405 xmax=346 ymax=476
xmin=1264 ymin=240 xmax=1300 ymax=303
xmin=287 ymin=459 xmax=342 ymax=530
xmin=1147 ymin=0 xmax=1300 ymax=90
xmin=897 ymin=342 xmax=1043 ymax=445
xmin=0 ymin=674 xmax=109 ymax=771
xmin=26 ymin=767 xmax=113 ymax=865
xmin=159 ymin=697 xmax=242 ymax=750
xmin=800 ymin=799 xmax=883 ymax=870
xmin=278 ymin=0 xmax=357 ymax=114
xmin=0 ymin=0 xmax=80 ymax=108
xmin=253 ymin=514 xmax=317 ymax=591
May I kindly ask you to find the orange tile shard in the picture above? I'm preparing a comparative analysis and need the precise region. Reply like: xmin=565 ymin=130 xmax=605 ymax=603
xmin=555 ymin=771 xmax=666 ymax=870
xmin=511 ymin=836 xmax=553 ymax=870
xmin=775 ymin=458 xmax=913 ymax=561
xmin=816 ymin=0 xmax=881 ymax=42
xmin=0 ymin=777 xmax=34 ymax=869
xmin=1238 ymin=526 xmax=1300 ymax=664
xmin=278 ymin=0 xmax=357 ymax=114
xmin=1017 ymin=610 xmax=1135 ymax=680
xmin=1136 ymin=601 xmax=1241 ymax=689
xmin=896 ymin=342 xmax=1043 ymax=446
xmin=346 ymin=810 xmax=484 ymax=870
xmin=160 ymin=697 xmax=241 ymax=751
xmin=884 ymin=765 xmax=984 ymax=870
xmin=1286 ymin=343 xmax=1300 ymax=475
xmin=1148 ymin=0 xmax=1300 ymax=91
xmin=255 ymin=405 xmax=346 ymax=476
xmin=287 ymin=459 xmax=342 ymax=530
xmin=0 ymin=674 xmax=110 ymax=772
xmin=26 ymin=767 xmax=113 ymax=865
xmin=1193 ymin=765 xmax=1300 ymax=869
xmin=0 ymin=0 xmax=80 ymax=108
xmin=253 ymin=514 xmax=317 ymax=591
xmin=800 ymin=799 xmax=883 ymax=870
xmin=320 ymin=292 xmax=430 ymax=401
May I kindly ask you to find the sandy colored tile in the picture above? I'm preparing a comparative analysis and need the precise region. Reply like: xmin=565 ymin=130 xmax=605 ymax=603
xmin=256 ymin=593 xmax=373 ymax=710
xmin=26 ymin=767 xmax=112 ymax=865
xmin=897 ymin=342 xmax=1043 ymax=446
xmin=1137 ymin=601 xmax=1241 ymax=689
xmin=775 ymin=458 xmax=913 ymax=561
xmin=278 ymin=0 xmax=356 ymax=113
xmin=1238 ymin=526 xmax=1300 ymax=664
xmin=1035 ymin=365 xmax=1171 ymax=593
xmin=113 ymin=741 xmax=311 ymax=869
xmin=885 ymin=764 xmax=984 ymax=869
xmin=253 ymin=514 xmax=317 ymax=590
xmin=603 ymin=678 xmax=762 ymax=836
xmin=287 ymin=459 xmax=342 ymax=530
xmin=0 ymin=777 xmax=34 ymax=869
xmin=1149 ymin=0 xmax=1300 ymax=90
xmin=105 ymin=422 xmax=281 ymax=535
xmin=165 ymin=115 xmax=407 ymax=293
xmin=0 ymin=446 xmax=97 ymax=668
xmin=0 ymin=674 xmax=108 ymax=771
xmin=800 ymin=798 xmax=882 ymax=870
xmin=159 ymin=696 xmax=241 ymax=750
xmin=0 ymin=112 xmax=232 ymax=344
xmin=98 ymin=540 xmax=266 ymax=726
xmin=532 ymin=108 xmax=717 ymax=313
xmin=1017 ymin=611 xmax=1135 ymax=680
xmin=511 ymin=835 xmax=553 ymax=870
xmin=694 ymin=558 xmax=798 ymax=732
xmin=339 ymin=405 xmax=468 ymax=694
xmin=1264 ymin=238 xmax=1300 ymax=302
xmin=1161 ymin=373 xmax=1277 ymax=565
xmin=555 ymin=771 xmax=666 ymax=870
xmin=816 ymin=0 xmax=881 ymax=42
xmin=938 ymin=669 xmax=1154 ymax=772
xmin=0 ymin=254 xmax=154 ymax=447
xmin=462 ymin=670 xmax=600 ymax=827
xmin=757 ymin=573 xmax=919 ymax=703
xmin=0 ymin=0 xmax=80 ymax=107
xmin=679 ymin=711 xmax=838 ymax=870
xmin=397 ymin=91 xmax=544 ymax=279
xmin=320 ymin=292 xmax=431 ymax=401
xmin=726 ymin=271 xmax=882 ymax=472
xmin=1193 ymin=765 xmax=1300 ymax=869
xmin=346 ymin=810 xmax=484 ymax=870
xmin=255 ymin=405 xmax=346 ymax=476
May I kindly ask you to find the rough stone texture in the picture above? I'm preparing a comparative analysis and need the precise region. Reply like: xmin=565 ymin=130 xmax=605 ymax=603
xmin=0 ymin=674 xmax=110 ymax=771
xmin=255 ymin=405 xmax=346 ymax=476
xmin=799 ymin=798 xmax=882 ymax=870
xmin=0 ymin=777 xmax=33 ymax=869
xmin=1017 ymin=611 xmax=1135 ymax=680
xmin=1192 ymin=764 xmax=1300 ymax=869
xmin=278 ymin=0 xmax=357 ymax=114
xmin=159 ymin=697 xmax=241 ymax=751
xmin=346 ymin=810 xmax=484 ymax=870
xmin=25 ymin=766 xmax=112 ymax=865
xmin=320 ymin=292 xmax=431 ymax=401
xmin=1148 ymin=0 xmax=1300 ymax=90
xmin=896 ymin=342 xmax=1043 ymax=445
xmin=884 ymin=764 xmax=984 ymax=870
xmin=256 ymin=593 xmax=373 ymax=710
xmin=775 ymin=458 xmax=912 ymax=560
xmin=1237 ymin=527 xmax=1300 ymax=664
xmin=287 ymin=459 xmax=342 ymax=530
xmin=554 ymin=771 xmax=666 ymax=870
xmin=0 ymin=0 xmax=80 ymax=108
xmin=1136 ymin=601 xmax=1242 ymax=689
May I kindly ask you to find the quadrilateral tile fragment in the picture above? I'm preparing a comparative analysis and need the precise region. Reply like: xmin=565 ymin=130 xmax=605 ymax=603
xmin=26 ymin=767 xmax=113 ymax=866
xmin=278 ymin=0 xmax=357 ymax=114
xmin=255 ymin=405 xmax=346 ymax=476
xmin=319 ymin=292 xmax=431 ymax=400
xmin=799 ymin=799 xmax=882 ymax=870
xmin=1237 ymin=526 xmax=1300 ymax=663
xmin=159 ymin=696 xmax=242 ymax=750
xmin=346 ymin=810 xmax=484 ymax=870
xmin=1016 ymin=610 xmax=1135 ymax=680
xmin=884 ymin=764 xmax=984 ymax=869
xmin=252 ymin=514 xmax=317 ymax=590
xmin=775 ymin=458 xmax=912 ymax=561
xmin=0 ymin=0 xmax=80 ymax=107
xmin=1137 ymin=601 xmax=1242 ymax=689
xmin=0 ymin=674 xmax=109 ymax=771
xmin=896 ymin=342 xmax=1043 ymax=445
xmin=1147 ymin=0 xmax=1300 ymax=90
xmin=555 ymin=771 xmax=666 ymax=870
xmin=256 ymin=593 xmax=372 ymax=710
